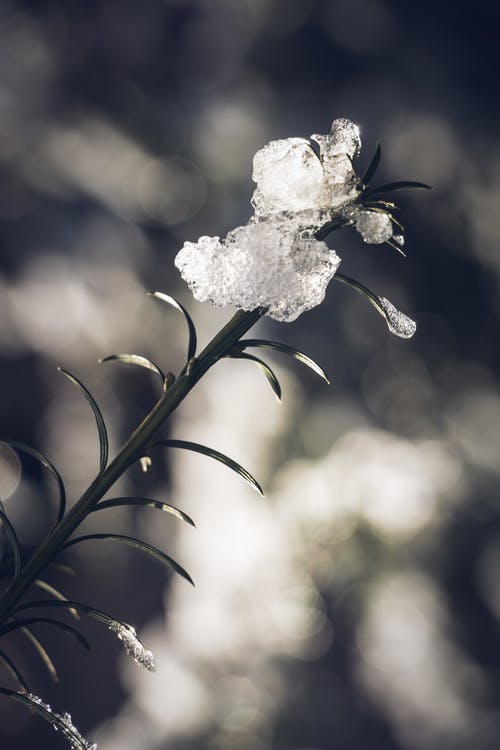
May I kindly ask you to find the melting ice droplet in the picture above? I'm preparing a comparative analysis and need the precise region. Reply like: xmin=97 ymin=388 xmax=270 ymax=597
xmin=356 ymin=210 xmax=393 ymax=244
xmin=379 ymin=297 xmax=417 ymax=339
xmin=108 ymin=622 xmax=156 ymax=672
xmin=22 ymin=692 xmax=97 ymax=750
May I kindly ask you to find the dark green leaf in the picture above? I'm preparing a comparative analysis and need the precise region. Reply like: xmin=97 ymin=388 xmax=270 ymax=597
xmin=362 ymin=180 xmax=432 ymax=198
xmin=153 ymin=439 xmax=264 ymax=496
xmin=0 ymin=509 xmax=21 ymax=581
xmin=362 ymin=142 xmax=381 ymax=186
xmin=20 ymin=626 xmax=58 ymax=682
xmin=0 ymin=440 xmax=66 ymax=522
xmin=0 ymin=650 xmax=29 ymax=692
xmin=33 ymin=579 xmax=79 ymax=620
xmin=333 ymin=273 xmax=385 ymax=316
xmin=227 ymin=352 xmax=282 ymax=402
xmin=2 ymin=618 xmax=90 ymax=651
xmin=63 ymin=533 xmax=194 ymax=585
xmin=0 ymin=688 xmax=94 ymax=749
xmin=149 ymin=291 xmax=197 ymax=361
xmin=100 ymin=354 xmax=168 ymax=392
xmin=58 ymin=368 xmax=109 ymax=474
xmin=234 ymin=339 xmax=329 ymax=384
xmin=15 ymin=598 xmax=123 ymax=627
xmin=92 ymin=497 xmax=195 ymax=527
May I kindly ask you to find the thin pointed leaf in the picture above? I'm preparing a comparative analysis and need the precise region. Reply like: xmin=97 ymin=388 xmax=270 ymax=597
xmin=2 ymin=618 xmax=90 ymax=651
xmin=361 ymin=142 xmax=381 ymax=186
xmin=20 ymin=626 xmax=58 ymax=682
xmin=149 ymin=291 xmax=197 ymax=361
xmin=33 ymin=579 xmax=79 ymax=620
xmin=58 ymin=368 xmax=108 ymax=474
xmin=100 ymin=354 xmax=167 ymax=392
xmin=0 ymin=688 xmax=95 ymax=750
xmin=333 ymin=273 xmax=416 ymax=339
xmin=154 ymin=439 xmax=264 ymax=496
xmin=385 ymin=237 xmax=407 ymax=257
xmin=0 ymin=650 xmax=29 ymax=692
xmin=333 ymin=273 xmax=386 ymax=316
xmin=363 ymin=180 xmax=432 ymax=198
xmin=0 ymin=440 xmax=66 ymax=522
xmin=63 ymin=533 xmax=194 ymax=585
xmin=92 ymin=497 xmax=195 ymax=527
xmin=227 ymin=352 xmax=282 ymax=402
xmin=0 ymin=509 xmax=21 ymax=581
xmin=15 ymin=598 xmax=124 ymax=627
xmin=234 ymin=339 xmax=330 ymax=384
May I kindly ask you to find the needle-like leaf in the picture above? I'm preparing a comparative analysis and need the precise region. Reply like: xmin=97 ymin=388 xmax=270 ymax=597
xmin=227 ymin=351 xmax=282 ymax=402
xmin=63 ymin=533 xmax=194 ymax=585
xmin=153 ymin=439 xmax=264 ymax=496
xmin=0 ymin=509 xmax=21 ymax=582
xmin=0 ymin=650 xmax=29 ymax=692
xmin=149 ymin=291 xmax=197 ymax=361
xmin=20 ymin=626 xmax=58 ymax=682
xmin=0 ymin=440 xmax=66 ymax=522
xmin=233 ymin=339 xmax=330 ymax=383
xmin=58 ymin=368 xmax=109 ymax=474
xmin=33 ymin=579 xmax=79 ymax=620
xmin=100 ymin=354 xmax=168 ymax=392
xmin=92 ymin=497 xmax=195 ymax=527
xmin=361 ymin=141 xmax=381 ymax=186
xmin=362 ymin=180 xmax=432 ymax=198
xmin=1 ymin=617 xmax=90 ymax=651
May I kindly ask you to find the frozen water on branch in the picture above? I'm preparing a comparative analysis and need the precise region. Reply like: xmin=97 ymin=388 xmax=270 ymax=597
xmin=108 ymin=622 xmax=156 ymax=672
xmin=176 ymin=117 xmax=416 ymax=330
xmin=175 ymin=223 xmax=340 ymax=322
xmin=356 ymin=210 xmax=393 ymax=244
xmin=379 ymin=297 xmax=417 ymax=339
xmin=22 ymin=693 xmax=97 ymax=750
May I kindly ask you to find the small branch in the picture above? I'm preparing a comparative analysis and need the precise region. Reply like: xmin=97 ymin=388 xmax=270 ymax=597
xmin=0 ymin=307 xmax=266 ymax=624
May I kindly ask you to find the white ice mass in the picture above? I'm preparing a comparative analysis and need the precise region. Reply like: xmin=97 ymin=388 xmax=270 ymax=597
xmin=175 ymin=117 xmax=415 ymax=333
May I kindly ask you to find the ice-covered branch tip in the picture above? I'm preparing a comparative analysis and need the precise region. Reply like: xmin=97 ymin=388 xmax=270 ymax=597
xmin=21 ymin=693 xmax=97 ymax=750
xmin=108 ymin=621 xmax=156 ymax=672
xmin=175 ymin=117 xmax=418 ymax=335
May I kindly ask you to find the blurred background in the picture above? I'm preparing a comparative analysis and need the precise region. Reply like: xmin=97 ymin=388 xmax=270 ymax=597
xmin=0 ymin=0 xmax=499 ymax=748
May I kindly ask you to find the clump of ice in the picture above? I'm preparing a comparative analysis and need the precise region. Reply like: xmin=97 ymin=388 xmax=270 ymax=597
xmin=175 ymin=117 xmax=414 ymax=327
xmin=22 ymin=692 xmax=97 ymax=750
xmin=108 ymin=622 xmax=156 ymax=672
xmin=379 ymin=297 xmax=417 ymax=339
xmin=356 ymin=210 xmax=393 ymax=244
xmin=175 ymin=222 xmax=340 ymax=322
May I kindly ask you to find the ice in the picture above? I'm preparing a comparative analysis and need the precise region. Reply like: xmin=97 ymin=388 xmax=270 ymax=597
xmin=251 ymin=137 xmax=323 ymax=216
xmin=176 ymin=118 xmax=416 ymax=325
xmin=22 ymin=692 xmax=97 ymax=750
xmin=393 ymin=234 xmax=405 ymax=247
xmin=175 ymin=222 xmax=340 ymax=322
xmin=356 ymin=210 xmax=393 ymax=244
xmin=379 ymin=297 xmax=417 ymax=339
xmin=312 ymin=117 xmax=361 ymax=160
xmin=108 ymin=622 xmax=156 ymax=672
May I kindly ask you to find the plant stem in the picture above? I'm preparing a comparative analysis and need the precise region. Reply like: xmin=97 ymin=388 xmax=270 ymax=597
xmin=0 ymin=307 xmax=266 ymax=624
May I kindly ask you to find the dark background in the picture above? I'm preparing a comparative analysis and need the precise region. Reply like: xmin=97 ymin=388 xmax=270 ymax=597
xmin=0 ymin=1 xmax=500 ymax=748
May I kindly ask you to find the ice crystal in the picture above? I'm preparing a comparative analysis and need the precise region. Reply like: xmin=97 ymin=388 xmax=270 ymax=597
xmin=175 ymin=223 xmax=340 ymax=322
xmin=176 ymin=116 xmax=416 ymax=329
xmin=22 ymin=692 xmax=97 ymax=750
xmin=356 ymin=210 xmax=393 ymax=244
xmin=379 ymin=297 xmax=417 ymax=339
xmin=108 ymin=621 xmax=156 ymax=672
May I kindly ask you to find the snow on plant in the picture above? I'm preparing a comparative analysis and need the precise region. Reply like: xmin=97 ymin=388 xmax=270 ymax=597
xmin=0 ymin=118 xmax=428 ymax=748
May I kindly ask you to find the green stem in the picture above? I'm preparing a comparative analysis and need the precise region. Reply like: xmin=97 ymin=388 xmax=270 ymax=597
xmin=0 ymin=307 xmax=266 ymax=624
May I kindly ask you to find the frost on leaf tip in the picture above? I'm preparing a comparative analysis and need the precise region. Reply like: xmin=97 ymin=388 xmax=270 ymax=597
xmin=22 ymin=693 xmax=97 ymax=750
xmin=108 ymin=622 xmax=156 ymax=672
xmin=379 ymin=297 xmax=417 ymax=339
